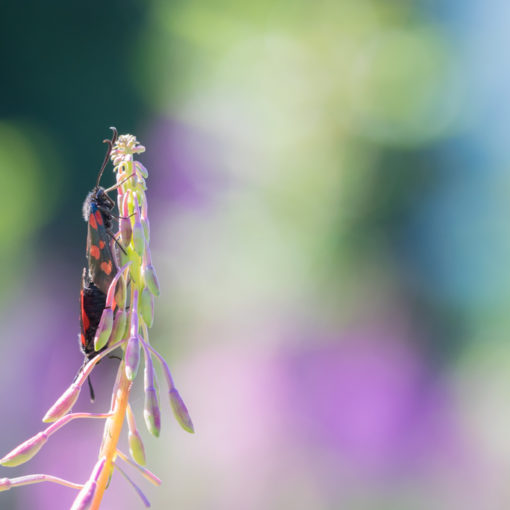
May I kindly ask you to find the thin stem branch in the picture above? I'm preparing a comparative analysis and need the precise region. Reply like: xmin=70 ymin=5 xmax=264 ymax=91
xmin=45 ymin=412 xmax=113 ymax=437
xmin=114 ymin=463 xmax=150 ymax=508
xmin=142 ymin=325 xmax=175 ymax=390
xmin=116 ymin=449 xmax=161 ymax=486
xmin=0 ymin=474 xmax=83 ymax=491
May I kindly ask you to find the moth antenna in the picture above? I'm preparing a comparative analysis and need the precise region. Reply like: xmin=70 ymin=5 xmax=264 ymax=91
xmin=103 ymin=172 xmax=135 ymax=193
xmin=96 ymin=127 xmax=118 ymax=188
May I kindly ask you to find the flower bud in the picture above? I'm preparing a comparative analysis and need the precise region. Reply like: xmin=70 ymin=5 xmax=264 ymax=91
xmin=120 ymin=217 xmax=132 ymax=247
xmin=169 ymin=388 xmax=194 ymax=433
xmin=110 ymin=310 xmax=128 ymax=343
xmin=71 ymin=480 xmax=96 ymax=510
xmin=70 ymin=457 xmax=106 ymax=510
xmin=130 ymin=309 xmax=139 ymax=337
xmin=43 ymin=383 xmax=81 ymax=422
xmin=0 ymin=432 xmax=47 ymax=467
xmin=105 ymin=261 xmax=132 ymax=309
xmin=120 ymin=192 xmax=132 ymax=246
xmin=126 ymin=405 xmax=146 ymax=466
xmin=135 ymin=161 xmax=149 ymax=179
xmin=117 ymin=190 xmax=124 ymax=213
xmin=144 ymin=388 xmax=161 ymax=437
xmin=94 ymin=308 xmax=114 ymax=351
xmin=119 ymin=247 xmax=130 ymax=268
xmin=142 ymin=264 xmax=160 ymax=297
xmin=125 ymin=336 xmax=140 ymax=381
xmin=139 ymin=288 xmax=154 ymax=328
xmin=132 ymin=206 xmax=145 ymax=257
xmin=0 ymin=479 xmax=11 ymax=492
xmin=114 ymin=275 xmax=127 ymax=310
xmin=141 ymin=218 xmax=150 ymax=242
xmin=128 ymin=430 xmax=146 ymax=466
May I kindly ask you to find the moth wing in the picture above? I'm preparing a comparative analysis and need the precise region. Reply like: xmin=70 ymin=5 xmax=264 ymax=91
xmin=86 ymin=206 xmax=116 ymax=295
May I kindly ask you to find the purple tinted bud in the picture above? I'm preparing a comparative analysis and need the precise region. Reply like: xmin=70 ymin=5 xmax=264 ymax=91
xmin=144 ymin=388 xmax=161 ymax=437
xmin=141 ymin=217 xmax=150 ymax=242
xmin=90 ymin=456 xmax=107 ymax=481
xmin=70 ymin=457 xmax=106 ymax=510
xmin=0 ymin=478 xmax=11 ymax=492
xmin=133 ymin=285 xmax=140 ymax=307
xmin=0 ymin=432 xmax=47 ymax=467
xmin=125 ymin=336 xmax=140 ymax=381
xmin=110 ymin=310 xmax=128 ymax=343
xmin=70 ymin=481 xmax=96 ymax=510
xmin=142 ymin=264 xmax=160 ymax=297
xmin=141 ymin=195 xmax=148 ymax=220
xmin=143 ymin=340 xmax=156 ymax=391
xmin=114 ymin=275 xmax=127 ymax=310
xmin=135 ymin=161 xmax=149 ymax=179
xmin=139 ymin=288 xmax=154 ymax=328
xmin=120 ymin=217 xmax=132 ymax=247
xmin=120 ymin=192 xmax=132 ymax=246
xmin=43 ymin=383 xmax=80 ymax=422
xmin=140 ymin=198 xmax=150 ymax=241
xmin=105 ymin=262 xmax=132 ymax=308
xmin=130 ymin=309 xmax=139 ymax=338
xmin=132 ymin=197 xmax=145 ymax=257
xmin=169 ymin=388 xmax=195 ymax=433
xmin=117 ymin=189 xmax=123 ymax=213
xmin=94 ymin=308 xmax=114 ymax=351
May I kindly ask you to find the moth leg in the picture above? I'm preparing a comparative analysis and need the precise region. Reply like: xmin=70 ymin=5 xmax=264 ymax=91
xmin=107 ymin=229 xmax=127 ymax=255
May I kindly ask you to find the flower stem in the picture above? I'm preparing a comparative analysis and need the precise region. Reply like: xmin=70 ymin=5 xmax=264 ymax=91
xmin=89 ymin=362 xmax=132 ymax=510
xmin=0 ymin=474 xmax=83 ymax=491
xmin=115 ymin=449 xmax=161 ymax=486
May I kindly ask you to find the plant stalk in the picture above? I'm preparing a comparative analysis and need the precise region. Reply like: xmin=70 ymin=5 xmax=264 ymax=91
xmin=89 ymin=362 xmax=132 ymax=510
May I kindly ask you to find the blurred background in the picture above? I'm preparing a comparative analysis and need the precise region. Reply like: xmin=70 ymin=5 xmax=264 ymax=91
xmin=0 ymin=0 xmax=508 ymax=509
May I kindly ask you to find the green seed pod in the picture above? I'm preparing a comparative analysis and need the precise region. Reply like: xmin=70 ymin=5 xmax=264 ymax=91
xmin=43 ymin=382 xmax=81 ymax=422
xmin=0 ymin=432 xmax=48 ymax=467
xmin=169 ymin=388 xmax=194 ymax=433
xmin=143 ymin=264 xmax=160 ymax=297
xmin=110 ymin=310 xmax=128 ymax=343
xmin=126 ymin=405 xmax=146 ymax=465
xmin=139 ymin=288 xmax=154 ymax=328
xmin=128 ymin=430 xmax=146 ymax=466
xmin=125 ymin=336 xmax=140 ymax=381
xmin=132 ymin=219 xmax=145 ymax=257
xmin=94 ymin=308 xmax=114 ymax=351
xmin=114 ymin=275 xmax=127 ymax=310
xmin=141 ymin=218 xmax=150 ymax=242
xmin=144 ymin=388 xmax=161 ymax=437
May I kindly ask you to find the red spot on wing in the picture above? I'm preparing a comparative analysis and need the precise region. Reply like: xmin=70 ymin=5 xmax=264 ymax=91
xmin=83 ymin=313 xmax=90 ymax=331
xmin=99 ymin=240 xmax=105 ymax=249
xmin=100 ymin=260 xmax=112 ymax=275
xmin=80 ymin=333 xmax=86 ymax=347
xmin=81 ymin=291 xmax=90 ymax=331
xmin=90 ymin=245 xmax=100 ymax=260
xmin=89 ymin=213 xmax=98 ymax=230
xmin=95 ymin=210 xmax=103 ymax=226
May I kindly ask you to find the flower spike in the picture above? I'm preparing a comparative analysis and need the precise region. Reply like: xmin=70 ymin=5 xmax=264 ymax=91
xmin=0 ymin=129 xmax=194 ymax=509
